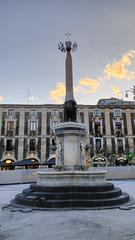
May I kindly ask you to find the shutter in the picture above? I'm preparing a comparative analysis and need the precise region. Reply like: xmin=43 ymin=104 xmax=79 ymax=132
xmin=15 ymin=112 xmax=20 ymax=135
xmin=1 ymin=112 xmax=6 ymax=135
xmin=101 ymin=113 xmax=106 ymax=135
xmin=14 ymin=138 xmax=18 ymax=160
xmin=125 ymin=138 xmax=129 ymax=154
xmin=131 ymin=113 xmax=135 ymax=135
xmin=89 ymin=113 xmax=93 ymax=135
xmin=46 ymin=112 xmax=51 ymax=135
xmin=103 ymin=138 xmax=107 ymax=157
xmin=24 ymin=112 xmax=29 ymax=135
xmin=38 ymin=138 xmax=41 ymax=160
xmin=122 ymin=113 xmax=127 ymax=135
xmin=0 ymin=138 xmax=4 ymax=158
xmin=111 ymin=138 xmax=116 ymax=154
xmin=38 ymin=112 xmax=42 ymax=135
xmin=90 ymin=137 xmax=94 ymax=157
xmin=46 ymin=137 xmax=50 ymax=159
xmin=110 ymin=113 xmax=114 ymax=135
xmin=80 ymin=112 xmax=84 ymax=123
xmin=23 ymin=138 xmax=28 ymax=159
xmin=59 ymin=112 xmax=64 ymax=122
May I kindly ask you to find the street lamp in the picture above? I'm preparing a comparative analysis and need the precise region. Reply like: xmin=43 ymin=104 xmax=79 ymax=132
xmin=125 ymin=85 xmax=135 ymax=100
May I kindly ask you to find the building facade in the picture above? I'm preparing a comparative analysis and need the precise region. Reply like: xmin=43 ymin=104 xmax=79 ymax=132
xmin=0 ymin=98 xmax=135 ymax=166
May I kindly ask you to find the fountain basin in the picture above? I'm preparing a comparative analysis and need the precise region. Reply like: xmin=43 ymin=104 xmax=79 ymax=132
xmin=37 ymin=170 xmax=107 ymax=186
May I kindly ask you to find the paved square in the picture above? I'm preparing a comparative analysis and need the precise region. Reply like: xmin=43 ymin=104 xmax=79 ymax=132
xmin=0 ymin=181 xmax=135 ymax=240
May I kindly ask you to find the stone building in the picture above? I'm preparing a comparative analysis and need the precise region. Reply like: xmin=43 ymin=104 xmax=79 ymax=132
xmin=0 ymin=98 xmax=135 ymax=166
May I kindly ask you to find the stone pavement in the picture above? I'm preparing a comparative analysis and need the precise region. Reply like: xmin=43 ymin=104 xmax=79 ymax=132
xmin=0 ymin=181 xmax=135 ymax=240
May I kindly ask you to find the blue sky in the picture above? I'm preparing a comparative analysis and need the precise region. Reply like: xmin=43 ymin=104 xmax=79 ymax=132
xmin=0 ymin=0 xmax=135 ymax=104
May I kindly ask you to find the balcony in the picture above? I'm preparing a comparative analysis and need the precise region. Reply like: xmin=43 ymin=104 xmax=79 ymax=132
xmin=94 ymin=132 xmax=102 ymax=137
xmin=29 ymin=130 xmax=37 ymax=136
xmin=6 ymin=130 xmax=14 ymax=137
xmin=117 ymin=147 xmax=125 ymax=154
xmin=115 ymin=131 xmax=124 ymax=137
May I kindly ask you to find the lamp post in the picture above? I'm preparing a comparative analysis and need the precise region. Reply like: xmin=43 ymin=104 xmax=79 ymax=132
xmin=125 ymin=85 xmax=135 ymax=100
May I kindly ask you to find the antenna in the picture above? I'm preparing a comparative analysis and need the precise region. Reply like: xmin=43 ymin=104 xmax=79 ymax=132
xmin=28 ymin=90 xmax=30 ymax=104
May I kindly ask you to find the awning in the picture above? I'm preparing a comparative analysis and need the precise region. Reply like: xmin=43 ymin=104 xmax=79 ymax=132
xmin=93 ymin=157 xmax=106 ymax=162
xmin=12 ymin=159 xmax=40 ymax=166
xmin=116 ymin=157 xmax=127 ymax=162
xmin=46 ymin=158 xmax=55 ymax=165
xmin=0 ymin=161 xmax=8 ymax=167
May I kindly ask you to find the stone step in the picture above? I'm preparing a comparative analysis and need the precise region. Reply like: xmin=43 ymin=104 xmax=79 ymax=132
xmin=23 ymin=187 xmax=122 ymax=200
xmin=15 ymin=192 xmax=129 ymax=208
xmin=30 ymin=182 xmax=114 ymax=193
xmin=44 ymin=193 xmax=129 ymax=208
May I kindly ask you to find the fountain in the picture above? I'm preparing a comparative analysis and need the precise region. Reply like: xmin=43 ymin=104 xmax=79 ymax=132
xmin=15 ymin=34 xmax=129 ymax=208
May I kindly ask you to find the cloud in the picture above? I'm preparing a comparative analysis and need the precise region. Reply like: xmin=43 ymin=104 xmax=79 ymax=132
xmin=0 ymin=96 xmax=4 ymax=102
xmin=49 ymin=78 xmax=101 ymax=103
xmin=76 ymin=77 xmax=101 ymax=94
xmin=104 ymin=50 xmax=135 ymax=80
xmin=49 ymin=49 xmax=135 ymax=103
xmin=49 ymin=82 xmax=65 ymax=103
xmin=112 ymin=86 xmax=122 ymax=98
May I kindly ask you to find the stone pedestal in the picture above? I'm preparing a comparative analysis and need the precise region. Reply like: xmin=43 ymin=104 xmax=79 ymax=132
xmin=54 ymin=122 xmax=87 ymax=169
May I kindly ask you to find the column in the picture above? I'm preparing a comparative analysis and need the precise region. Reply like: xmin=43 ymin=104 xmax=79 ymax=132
xmin=83 ymin=110 xmax=90 ymax=146
xmin=126 ymin=109 xmax=134 ymax=152
xmin=41 ymin=109 xmax=47 ymax=163
xmin=104 ymin=109 xmax=112 ymax=152
xmin=84 ymin=110 xmax=89 ymax=134
xmin=18 ymin=109 xmax=25 ymax=160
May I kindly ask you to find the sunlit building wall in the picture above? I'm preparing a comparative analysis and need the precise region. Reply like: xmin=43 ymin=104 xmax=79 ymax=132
xmin=0 ymin=98 xmax=135 ymax=165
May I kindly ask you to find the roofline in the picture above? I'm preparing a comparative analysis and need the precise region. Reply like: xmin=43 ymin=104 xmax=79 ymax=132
xmin=0 ymin=103 xmax=135 ymax=109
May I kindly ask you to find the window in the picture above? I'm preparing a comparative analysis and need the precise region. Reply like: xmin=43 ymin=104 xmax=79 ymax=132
xmin=7 ymin=121 xmax=14 ymax=136
xmin=94 ymin=122 xmax=101 ymax=136
xmin=7 ymin=121 xmax=14 ymax=131
xmin=8 ymin=109 xmax=14 ymax=116
xmin=30 ymin=139 xmax=36 ymax=151
xmin=52 ymin=109 xmax=58 ymax=115
xmin=113 ymin=109 xmax=121 ymax=117
xmin=6 ymin=139 xmax=13 ymax=151
xmin=95 ymin=139 xmax=102 ymax=152
xmin=31 ymin=109 xmax=37 ymax=116
xmin=30 ymin=121 xmax=37 ymax=131
xmin=115 ymin=122 xmax=122 ymax=136
xmin=117 ymin=139 xmax=124 ymax=153
xmin=93 ymin=109 xmax=101 ymax=116
xmin=52 ymin=121 xmax=58 ymax=127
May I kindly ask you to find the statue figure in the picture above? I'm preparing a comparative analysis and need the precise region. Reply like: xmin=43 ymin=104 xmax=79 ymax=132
xmin=80 ymin=141 xmax=86 ymax=156
xmin=55 ymin=141 xmax=62 ymax=165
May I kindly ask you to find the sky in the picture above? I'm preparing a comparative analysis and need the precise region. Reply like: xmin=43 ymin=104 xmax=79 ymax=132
xmin=0 ymin=0 xmax=135 ymax=105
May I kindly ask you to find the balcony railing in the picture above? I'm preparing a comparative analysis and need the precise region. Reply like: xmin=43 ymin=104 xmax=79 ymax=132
xmin=29 ymin=130 xmax=37 ymax=136
xmin=6 ymin=130 xmax=14 ymax=136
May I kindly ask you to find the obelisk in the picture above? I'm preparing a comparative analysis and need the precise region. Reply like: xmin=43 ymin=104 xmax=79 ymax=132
xmin=58 ymin=34 xmax=77 ymax=122
xmin=65 ymin=42 xmax=74 ymax=101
